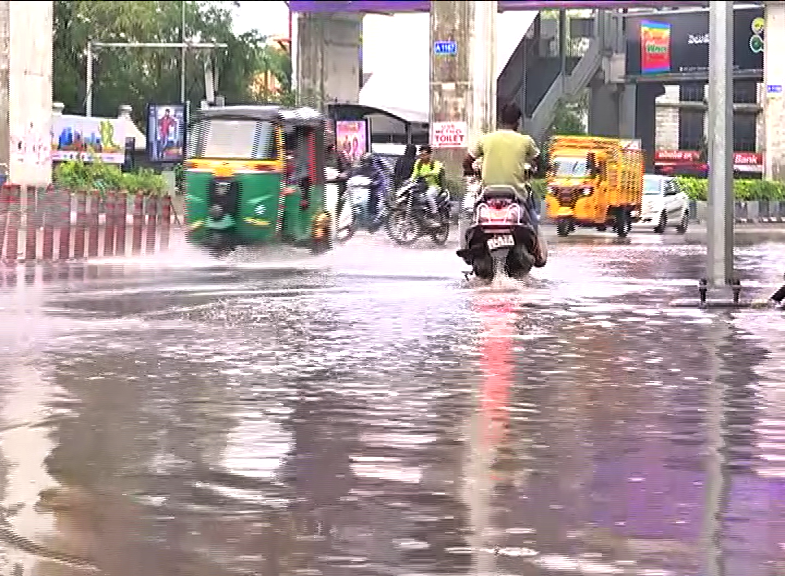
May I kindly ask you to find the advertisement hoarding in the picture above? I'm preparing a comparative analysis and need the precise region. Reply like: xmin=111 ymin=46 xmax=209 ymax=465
xmin=335 ymin=120 xmax=368 ymax=163
xmin=626 ymin=7 xmax=764 ymax=77
xmin=51 ymin=115 xmax=126 ymax=164
xmin=654 ymin=150 xmax=762 ymax=173
xmin=147 ymin=103 xmax=187 ymax=163
xmin=290 ymin=1 xmax=707 ymax=13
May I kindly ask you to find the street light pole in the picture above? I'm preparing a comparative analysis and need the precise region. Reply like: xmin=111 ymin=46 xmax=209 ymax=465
xmin=84 ymin=41 xmax=227 ymax=117
xmin=86 ymin=40 xmax=93 ymax=117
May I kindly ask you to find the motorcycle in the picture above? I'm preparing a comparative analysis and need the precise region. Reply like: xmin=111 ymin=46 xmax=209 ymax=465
xmin=457 ymin=182 xmax=547 ymax=281
xmin=386 ymin=178 xmax=451 ymax=246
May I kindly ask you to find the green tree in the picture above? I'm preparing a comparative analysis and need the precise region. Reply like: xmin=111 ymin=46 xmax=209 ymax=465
xmin=549 ymin=92 xmax=588 ymax=136
xmin=54 ymin=1 xmax=269 ymax=124
xmin=250 ymin=41 xmax=296 ymax=106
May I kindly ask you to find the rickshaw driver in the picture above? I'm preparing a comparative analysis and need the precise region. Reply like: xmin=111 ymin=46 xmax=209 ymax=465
xmin=286 ymin=127 xmax=313 ymax=210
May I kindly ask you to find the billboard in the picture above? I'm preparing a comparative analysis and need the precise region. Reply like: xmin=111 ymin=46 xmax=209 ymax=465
xmin=147 ymin=104 xmax=186 ymax=163
xmin=290 ymin=1 xmax=707 ymax=13
xmin=51 ymin=115 xmax=126 ymax=164
xmin=626 ymin=7 xmax=764 ymax=77
xmin=335 ymin=120 xmax=368 ymax=163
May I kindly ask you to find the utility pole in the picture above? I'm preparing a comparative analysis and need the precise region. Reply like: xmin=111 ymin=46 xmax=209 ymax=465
xmin=0 ymin=0 xmax=10 ymax=177
xmin=705 ymin=1 xmax=734 ymax=292
xmin=85 ymin=41 xmax=227 ymax=117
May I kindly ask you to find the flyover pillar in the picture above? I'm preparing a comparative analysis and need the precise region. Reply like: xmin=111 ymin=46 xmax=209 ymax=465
xmin=0 ymin=0 xmax=52 ymax=186
xmin=295 ymin=12 xmax=362 ymax=111
xmin=429 ymin=0 xmax=497 ymax=178
xmin=763 ymin=2 xmax=785 ymax=181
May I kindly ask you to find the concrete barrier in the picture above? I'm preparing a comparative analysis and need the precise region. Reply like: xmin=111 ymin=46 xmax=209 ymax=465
xmin=0 ymin=184 xmax=179 ymax=263
xmin=449 ymin=198 xmax=785 ymax=225
xmin=692 ymin=200 xmax=785 ymax=224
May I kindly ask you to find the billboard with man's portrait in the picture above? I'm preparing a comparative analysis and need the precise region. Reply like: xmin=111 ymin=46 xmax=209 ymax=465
xmin=147 ymin=103 xmax=186 ymax=163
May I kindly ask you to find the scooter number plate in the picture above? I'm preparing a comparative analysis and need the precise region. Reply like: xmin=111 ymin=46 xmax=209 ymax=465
xmin=487 ymin=235 xmax=514 ymax=250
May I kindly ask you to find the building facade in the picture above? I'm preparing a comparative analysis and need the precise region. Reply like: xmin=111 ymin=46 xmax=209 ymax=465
xmin=654 ymin=81 xmax=764 ymax=176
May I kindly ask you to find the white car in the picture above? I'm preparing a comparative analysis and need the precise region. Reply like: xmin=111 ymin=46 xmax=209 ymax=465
xmin=638 ymin=174 xmax=690 ymax=234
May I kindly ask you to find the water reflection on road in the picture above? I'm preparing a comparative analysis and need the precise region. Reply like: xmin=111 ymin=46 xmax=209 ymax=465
xmin=0 ymin=230 xmax=784 ymax=575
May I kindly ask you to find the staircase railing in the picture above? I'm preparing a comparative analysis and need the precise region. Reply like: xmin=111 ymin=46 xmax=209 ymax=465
xmin=527 ymin=37 xmax=602 ymax=142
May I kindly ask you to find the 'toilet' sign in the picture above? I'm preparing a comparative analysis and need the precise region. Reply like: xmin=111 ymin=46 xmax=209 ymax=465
xmin=431 ymin=121 xmax=467 ymax=149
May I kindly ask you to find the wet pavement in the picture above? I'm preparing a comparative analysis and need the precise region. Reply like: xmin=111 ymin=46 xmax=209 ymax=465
xmin=1 ymin=227 xmax=785 ymax=576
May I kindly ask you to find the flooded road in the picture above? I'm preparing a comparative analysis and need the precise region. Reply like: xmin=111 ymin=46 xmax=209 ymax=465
xmin=1 ymin=228 xmax=785 ymax=576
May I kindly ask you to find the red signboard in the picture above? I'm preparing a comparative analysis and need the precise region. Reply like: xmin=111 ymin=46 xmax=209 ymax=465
xmin=653 ymin=150 xmax=762 ymax=172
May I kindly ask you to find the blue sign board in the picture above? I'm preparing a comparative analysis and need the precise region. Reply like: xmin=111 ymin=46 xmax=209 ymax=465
xmin=434 ymin=40 xmax=457 ymax=56
xmin=767 ymin=84 xmax=783 ymax=95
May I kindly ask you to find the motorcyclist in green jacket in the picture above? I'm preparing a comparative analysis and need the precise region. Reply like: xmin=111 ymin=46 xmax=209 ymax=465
xmin=410 ymin=145 xmax=446 ymax=227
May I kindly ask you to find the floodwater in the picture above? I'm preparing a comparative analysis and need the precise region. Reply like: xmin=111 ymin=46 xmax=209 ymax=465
xmin=0 ymin=227 xmax=785 ymax=576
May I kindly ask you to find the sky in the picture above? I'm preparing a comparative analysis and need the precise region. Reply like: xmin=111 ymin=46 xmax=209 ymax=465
xmin=232 ymin=2 xmax=291 ymax=37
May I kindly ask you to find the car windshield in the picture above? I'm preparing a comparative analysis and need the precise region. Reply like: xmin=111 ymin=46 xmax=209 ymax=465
xmin=643 ymin=176 xmax=662 ymax=195
xmin=552 ymin=157 xmax=588 ymax=177
xmin=188 ymin=118 xmax=278 ymax=160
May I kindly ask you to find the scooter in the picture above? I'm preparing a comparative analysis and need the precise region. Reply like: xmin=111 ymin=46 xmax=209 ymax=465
xmin=457 ymin=183 xmax=547 ymax=281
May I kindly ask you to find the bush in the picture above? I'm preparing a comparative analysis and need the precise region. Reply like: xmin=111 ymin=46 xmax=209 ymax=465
xmin=676 ymin=176 xmax=785 ymax=202
xmin=53 ymin=159 xmax=168 ymax=196
xmin=530 ymin=177 xmax=785 ymax=202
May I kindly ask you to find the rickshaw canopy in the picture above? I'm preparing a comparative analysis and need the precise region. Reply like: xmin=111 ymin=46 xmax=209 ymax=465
xmin=195 ymin=105 xmax=325 ymax=128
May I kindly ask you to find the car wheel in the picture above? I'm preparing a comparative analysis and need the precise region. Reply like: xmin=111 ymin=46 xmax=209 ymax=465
xmin=653 ymin=210 xmax=667 ymax=234
xmin=676 ymin=210 xmax=689 ymax=234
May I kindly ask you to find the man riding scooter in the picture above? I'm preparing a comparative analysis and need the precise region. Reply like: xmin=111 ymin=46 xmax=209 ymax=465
xmin=461 ymin=102 xmax=546 ymax=267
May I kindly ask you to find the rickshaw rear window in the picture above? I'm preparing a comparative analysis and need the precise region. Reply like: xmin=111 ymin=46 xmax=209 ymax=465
xmin=188 ymin=118 xmax=277 ymax=160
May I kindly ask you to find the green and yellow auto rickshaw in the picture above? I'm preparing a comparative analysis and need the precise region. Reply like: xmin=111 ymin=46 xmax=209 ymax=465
xmin=184 ymin=105 xmax=332 ymax=255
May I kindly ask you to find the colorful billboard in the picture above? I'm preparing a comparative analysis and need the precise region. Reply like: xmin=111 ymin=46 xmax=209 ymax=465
xmin=147 ymin=103 xmax=186 ymax=163
xmin=626 ymin=7 xmax=764 ymax=77
xmin=51 ymin=115 xmax=126 ymax=164
xmin=640 ymin=20 xmax=671 ymax=74
xmin=290 ymin=1 xmax=708 ymax=12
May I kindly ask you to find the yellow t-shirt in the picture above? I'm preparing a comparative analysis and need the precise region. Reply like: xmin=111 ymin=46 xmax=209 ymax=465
xmin=468 ymin=130 xmax=539 ymax=192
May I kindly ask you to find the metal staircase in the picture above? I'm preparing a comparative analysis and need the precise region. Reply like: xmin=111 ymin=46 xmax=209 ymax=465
xmin=526 ymin=36 xmax=603 ymax=142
